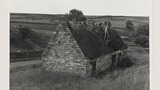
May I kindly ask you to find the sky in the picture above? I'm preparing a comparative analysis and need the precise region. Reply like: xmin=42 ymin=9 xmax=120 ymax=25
xmin=9 ymin=0 xmax=152 ymax=16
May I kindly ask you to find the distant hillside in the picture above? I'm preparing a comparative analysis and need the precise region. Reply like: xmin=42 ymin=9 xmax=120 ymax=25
xmin=10 ymin=13 xmax=149 ymax=20
xmin=10 ymin=13 xmax=149 ymax=29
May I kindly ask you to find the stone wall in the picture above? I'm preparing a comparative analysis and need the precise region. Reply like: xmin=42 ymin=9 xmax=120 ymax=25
xmin=10 ymin=50 xmax=43 ymax=60
xmin=42 ymin=24 xmax=87 ymax=76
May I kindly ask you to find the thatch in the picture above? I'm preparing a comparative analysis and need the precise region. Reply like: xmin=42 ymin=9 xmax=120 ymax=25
xmin=107 ymin=28 xmax=128 ymax=51
xmin=66 ymin=21 xmax=127 ymax=60
xmin=66 ymin=21 xmax=111 ymax=60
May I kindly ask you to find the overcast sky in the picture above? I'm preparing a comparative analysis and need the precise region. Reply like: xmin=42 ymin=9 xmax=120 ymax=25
xmin=10 ymin=0 xmax=152 ymax=16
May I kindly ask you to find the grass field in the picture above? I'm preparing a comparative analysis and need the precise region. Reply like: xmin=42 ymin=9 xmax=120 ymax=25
xmin=10 ymin=46 xmax=149 ymax=90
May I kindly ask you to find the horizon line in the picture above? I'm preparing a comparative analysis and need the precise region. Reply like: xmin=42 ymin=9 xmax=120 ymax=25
xmin=10 ymin=12 xmax=149 ymax=17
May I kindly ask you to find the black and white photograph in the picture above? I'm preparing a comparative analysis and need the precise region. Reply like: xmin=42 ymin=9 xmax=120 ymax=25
xmin=9 ymin=0 xmax=152 ymax=90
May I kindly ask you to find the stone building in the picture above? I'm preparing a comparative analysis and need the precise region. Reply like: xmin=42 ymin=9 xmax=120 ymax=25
xmin=42 ymin=21 xmax=127 ymax=77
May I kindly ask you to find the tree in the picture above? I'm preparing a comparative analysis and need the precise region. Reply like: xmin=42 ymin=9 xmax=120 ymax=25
xmin=64 ymin=9 xmax=86 ymax=22
xmin=126 ymin=20 xmax=134 ymax=30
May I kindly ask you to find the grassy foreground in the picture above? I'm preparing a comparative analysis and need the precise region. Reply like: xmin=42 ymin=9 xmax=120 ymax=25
xmin=10 ymin=46 xmax=149 ymax=90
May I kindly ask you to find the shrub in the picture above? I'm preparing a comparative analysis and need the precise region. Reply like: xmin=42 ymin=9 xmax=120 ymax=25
xmin=19 ymin=25 xmax=31 ymax=39
xmin=64 ymin=9 xmax=87 ymax=22
xmin=137 ymin=23 xmax=149 ymax=36
xmin=126 ymin=20 xmax=134 ymax=30
xmin=135 ymin=34 xmax=149 ymax=47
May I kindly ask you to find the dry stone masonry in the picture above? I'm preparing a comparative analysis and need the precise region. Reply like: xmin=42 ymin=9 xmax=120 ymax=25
xmin=42 ymin=24 xmax=89 ymax=76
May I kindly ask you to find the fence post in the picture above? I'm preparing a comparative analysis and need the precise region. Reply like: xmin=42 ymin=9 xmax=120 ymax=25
xmin=91 ymin=60 xmax=96 ymax=77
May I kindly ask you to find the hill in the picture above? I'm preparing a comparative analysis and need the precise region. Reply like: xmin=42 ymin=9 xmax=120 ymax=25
xmin=10 ymin=25 xmax=51 ymax=52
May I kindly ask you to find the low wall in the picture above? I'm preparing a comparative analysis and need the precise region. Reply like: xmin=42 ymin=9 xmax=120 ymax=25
xmin=10 ymin=50 xmax=43 ymax=62
xmin=10 ymin=57 xmax=41 ymax=62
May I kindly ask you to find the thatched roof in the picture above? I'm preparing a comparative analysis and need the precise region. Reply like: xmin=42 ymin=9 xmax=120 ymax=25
xmin=66 ymin=21 xmax=127 ymax=60
xmin=66 ymin=21 xmax=112 ymax=60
